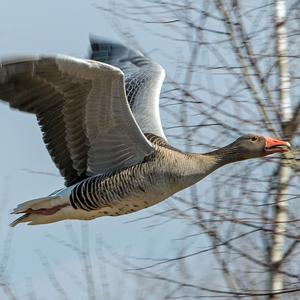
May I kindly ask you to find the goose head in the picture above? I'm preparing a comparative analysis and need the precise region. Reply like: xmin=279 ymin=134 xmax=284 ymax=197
xmin=232 ymin=134 xmax=291 ymax=159
xmin=208 ymin=134 xmax=291 ymax=164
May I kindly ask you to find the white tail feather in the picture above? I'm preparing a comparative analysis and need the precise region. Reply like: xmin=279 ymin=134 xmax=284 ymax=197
xmin=13 ymin=196 xmax=62 ymax=214
xmin=10 ymin=194 xmax=99 ymax=227
xmin=10 ymin=195 xmax=70 ymax=227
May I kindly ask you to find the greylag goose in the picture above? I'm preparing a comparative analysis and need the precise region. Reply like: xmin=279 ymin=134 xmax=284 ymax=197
xmin=0 ymin=37 xmax=290 ymax=226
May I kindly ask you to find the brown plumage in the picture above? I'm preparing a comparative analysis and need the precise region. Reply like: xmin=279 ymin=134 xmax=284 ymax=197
xmin=0 ymin=38 xmax=291 ymax=226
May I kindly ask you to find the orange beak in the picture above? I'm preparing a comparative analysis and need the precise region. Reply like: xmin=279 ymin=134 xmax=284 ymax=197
xmin=265 ymin=137 xmax=291 ymax=153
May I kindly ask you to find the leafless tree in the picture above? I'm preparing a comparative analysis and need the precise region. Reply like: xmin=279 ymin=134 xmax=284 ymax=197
xmin=94 ymin=0 xmax=300 ymax=298
xmin=1 ymin=1 xmax=300 ymax=299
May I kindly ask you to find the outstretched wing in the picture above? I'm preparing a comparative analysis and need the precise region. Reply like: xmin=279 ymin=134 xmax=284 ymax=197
xmin=89 ymin=36 xmax=167 ymax=140
xmin=0 ymin=55 xmax=154 ymax=186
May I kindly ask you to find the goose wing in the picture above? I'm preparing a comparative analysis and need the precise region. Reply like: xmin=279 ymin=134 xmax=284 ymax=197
xmin=89 ymin=36 xmax=167 ymax=140
xmin=0 ymin=55 xmax=154 ymax=186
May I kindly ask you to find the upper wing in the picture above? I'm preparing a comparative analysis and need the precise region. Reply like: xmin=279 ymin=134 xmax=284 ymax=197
xmin=89 ymin=36 xmax=167 ymax=140
xmin=0 ymin=55 xmax=154 ymax=186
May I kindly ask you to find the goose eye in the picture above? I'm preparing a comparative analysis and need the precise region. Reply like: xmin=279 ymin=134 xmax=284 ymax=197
xmin=251 ymin=136 xmax=258 ymax=142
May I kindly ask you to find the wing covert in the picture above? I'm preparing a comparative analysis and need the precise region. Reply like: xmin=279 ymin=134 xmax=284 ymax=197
xmin=89 ymin=36 xmax=167 ymax=140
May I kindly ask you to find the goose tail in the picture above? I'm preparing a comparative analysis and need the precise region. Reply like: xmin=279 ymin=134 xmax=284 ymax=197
xmin=10 ymin=195 xmax=70 ymax=227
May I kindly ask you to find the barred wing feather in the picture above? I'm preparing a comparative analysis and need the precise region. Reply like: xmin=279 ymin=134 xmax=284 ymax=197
xmin=0 ymin=55 xmax=154 ymax=186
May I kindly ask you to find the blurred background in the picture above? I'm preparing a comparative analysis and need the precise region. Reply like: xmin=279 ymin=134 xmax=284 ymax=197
xmin=0 ymin=0 xmax=300 ymax=299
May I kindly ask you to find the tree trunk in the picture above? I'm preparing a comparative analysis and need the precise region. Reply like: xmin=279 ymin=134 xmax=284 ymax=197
xmin=268 ymin=0 xmax=291 ymax=298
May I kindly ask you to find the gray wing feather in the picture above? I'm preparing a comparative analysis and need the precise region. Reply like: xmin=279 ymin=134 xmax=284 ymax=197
xmin=0 ymin=55 xmax=154 ymax=185
xmin=89 ymin=36 xmax=166 ymax=140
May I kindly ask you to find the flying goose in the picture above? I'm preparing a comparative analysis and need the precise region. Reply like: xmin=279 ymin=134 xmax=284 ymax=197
xmin=0 ymin=37 xmax=290 ymax=226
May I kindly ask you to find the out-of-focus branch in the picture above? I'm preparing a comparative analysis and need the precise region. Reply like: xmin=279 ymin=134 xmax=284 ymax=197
xmin=233 ymin=1 xmax=281 ymax=124
xmin=214 ymin=0 xmax=277 ymax=136
xmin=37 ymin=250 xmax=69 ymax=300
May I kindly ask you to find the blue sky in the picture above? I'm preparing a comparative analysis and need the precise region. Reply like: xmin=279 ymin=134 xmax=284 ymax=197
xmin=0 ymin=1 xmax=207 ymax=299
xmin=1 ymin=1 xmax=290 ymax=298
